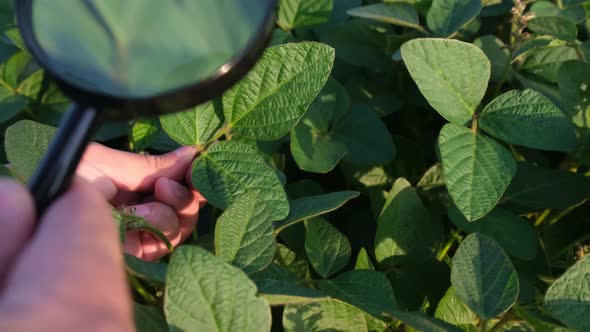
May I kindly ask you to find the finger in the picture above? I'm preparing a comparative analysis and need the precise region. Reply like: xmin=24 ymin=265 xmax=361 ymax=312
xmin=0 ymin=180 xmax=34 ymax=282
xmin=139 ymin=232 xmax=172 ymax=261
xmin=0 ymin=181 xmax=133 ymax=329
xmin=80 ymin=143 xmax=197 ymax=194
xmin=155 ymin=178 xmax=201 ymax=241
xmin=123 ymin=232 xmax=143 ymax=258
xmin=128 ymin=202 xmax=181 ymax=243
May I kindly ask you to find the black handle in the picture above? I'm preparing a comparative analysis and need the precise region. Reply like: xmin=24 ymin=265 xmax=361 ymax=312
xmin=28 ymin=103 xmax=100 ymax=217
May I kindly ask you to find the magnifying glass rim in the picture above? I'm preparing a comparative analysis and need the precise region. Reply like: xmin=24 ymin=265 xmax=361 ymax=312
xmin=15 ymin=0 xmax=278 ymax=117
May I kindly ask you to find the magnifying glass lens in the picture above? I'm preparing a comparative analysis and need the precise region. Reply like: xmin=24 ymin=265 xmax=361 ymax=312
xmin=32 ymin=1 xmax=268 ymax=98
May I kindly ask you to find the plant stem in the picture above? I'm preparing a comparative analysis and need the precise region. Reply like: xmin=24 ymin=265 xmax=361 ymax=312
xmin=128 ymin=274 xmax=158 ymax=305
xmin=481 ymin=319 xmax=488 ymax=332
xmin=534 ymin=209 xmax=552 ymax=227
xmin=548 ymin=199 xmax=588 ymax=225
xmin=437 ymin=229 xmax=462 ymax=261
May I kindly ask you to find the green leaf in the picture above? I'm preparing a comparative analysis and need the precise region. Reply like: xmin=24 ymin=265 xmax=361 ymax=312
xmin=164 ymin=246 xmax=271 ymax=332
xmin=544 ymin=256 xmax=590 ymax=330
xmin=374 ymin=178 xmax=442 ymax=263
xmin=528 ymin=16 xmax=577 ymax=42
xmin=290 ymin=77 xmax=349 ymax=173
xmin=515 ymin=306 xmax=576 ymax=332
xmin=305 ymin=217 xmax=351 ymax=278
xmin=160 ymin=99 xmax=224 ymax=146
xmin=134 ymin=303 xmax=168 ymax=332
xmin=278 ymin=0 xmax=334 ymax=30
xmin=274 ymin=243 xmax=310 ymax=280
xmin=250 ymin=264 xmax=326 ymax=305
xmin=316 ymin=19 xmax=390 ymax=70
xmin=223 ymin=42 xmax=334 ymax=141
xmin=503 ymin=162 xmax=590 ymax=209
xmin=435 ymin=287 xmax=478 ymax=326
xmin=130 ymin=118 xmax=159 ymax=152
xmin=439 ymin=123 xmax=517 ymax=221
xmin=317 ymin=270 xmax=397 ymax=317
xmin=559 ymin=60 xmax=590 ymax=128
xmin=191 ymin=141 xmax=289 ymax=221
xmin=474 ymin=35 xmax=511 ymax=82
xmin=448 ymin=207 xmax=538 ymax=260
xmin=125 ymin=254 xmax=167 ymax=287
xmin=479 ymin=89 xmax=576 ymax=151
xmin=274 ymin=191 xmax=360 ymax=233
xmin=521 ymin=44 xmax=579 ymax=83
xmin=5 ymin=120 xmax=57 ymax=181
xmin=346 ymin=3 xmax=422 ymax=30
xmin=283 ymin=299 xmax=387 ymax=332
xmin=332 ymin=105 xmax=396 ymax=165
xmin=215 ymin=191 xmax=276 ymax=274
xmin=401 ymin=39 xmax=491 ymax=125
xmin=426 ymin=0 xmax=482 ymax=37
xmin=451 ymin=233 xmax=520 ymax=320
xmin=387 ymin=311 xmax=464 ymax=332
xmin=355 ymin=248 xmax=375 ymax=270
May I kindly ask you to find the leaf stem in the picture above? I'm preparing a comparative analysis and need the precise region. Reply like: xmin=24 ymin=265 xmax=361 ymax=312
xmin=128 ymin=274 xmax=158 ymax=305
xmin=547 ymin=199 xmax=588 ymax=225
xmin=489 ymin=311 xmax=515 ymax=332
xmin=437 ymin=229 xmax=462 ymax=261
xmin=534 ymin=209 xmax=551 ymax=227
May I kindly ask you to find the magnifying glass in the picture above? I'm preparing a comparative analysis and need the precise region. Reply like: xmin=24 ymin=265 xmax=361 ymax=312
xmin=15 ymin=0 xmax=277 ymax=215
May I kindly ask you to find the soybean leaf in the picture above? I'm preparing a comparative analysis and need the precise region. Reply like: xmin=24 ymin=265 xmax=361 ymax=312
xmin=544 ymin=256 xmax=590 ymax=330
xmin=448 ymin=207 xmax=538 ymax=260
xmin=134 ymin=303 xmax=168 ymax=332
xmin=426 ymin=0 xmax=482 ymax=37
xmin=5 ymin=120 xmax=56 ymax=181
xmin=355 ymin=248 xmax=375 ymax=270
xmin=290 ymin=77 xmax=349 ymax=173
xmin=223 ymin=42 xmax=334 ymax=141
xmin=474 ymin=35 xmax=511 ymax=82
xmin=317 ymin=270 xmax=397 ymax=317
xmin=528 ymin=16 xmax=577 ymax=42
xmin=278 ymin=0 xmax=334 ymax=30
xmin=520 ymin=44 xmax=579 ymax=83
xmin=124 ymin=254 xmax=167 ymax=287
xmin=451 ymin=233 xmax=520 ymax=320
xmin=439 ymin=124 xmax=517 ymax=221
xmin=503 ymin=162 xmax=590 ymax=209
xmin=435 ymin=287 xmax=478 ymax=326
xmin=191 ymin=141 xmax=289 ymax=221
xmin=559 ymin=60 xmax=590 ymax=128
xmin=305 ymin=217 xmax=351 ymax=278
xmin=346 ymin=3 xmax=422 ymax=30
xmin=215 ymin=191 xmax=276 ymax=274
xmin=332 ymin=105 xmax=396 ymax=165
xmin=130 ymin=118 xmax=159 ymax=151
xmin=250 ymin=264 xmax=326 ymax=305
xmin=515 ymin=306 xmax=576 ymax=332
xmin=274 ymin=191 xmax=360 ymax=233
xmin=374 ymin=178 xmax=442 ymax=263
xmin=387 ymin=311 xmax=464 ymax=332
xmin=317 ymin=19 xmax=390 ymax=70
xmin=479 ymin=89 xmax=576 ymax=151
xmin=401 ymin=39 xmax=491 ymax=125
xmin=274 ymin=244 xmax=310 ymax=280
xmin=160 ymin=100 xmax=223 ymax=146
xmin=283 ymin=299 xmax=387 ymax=332
xmin=165 ymin=246 xmax=271 ymax=332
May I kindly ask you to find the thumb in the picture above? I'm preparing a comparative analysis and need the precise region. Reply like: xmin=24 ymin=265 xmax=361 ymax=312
xmin=79 ymin=143 xmax=197 ymax=193
xmin=0 ymin=180 xmax=34 ymax=282
xmin=0 ymin=181 xmax=133 ymax=329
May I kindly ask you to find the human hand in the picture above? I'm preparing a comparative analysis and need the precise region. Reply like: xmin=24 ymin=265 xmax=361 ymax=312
xmin=0 ymin=179 xmax=133 ymax=331
xmin=77 ymin=143 xmax=206 ymax=261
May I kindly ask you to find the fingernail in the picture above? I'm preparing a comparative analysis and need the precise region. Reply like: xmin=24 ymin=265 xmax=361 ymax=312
xmin=174 ymin=146 xmax=198 ymax=160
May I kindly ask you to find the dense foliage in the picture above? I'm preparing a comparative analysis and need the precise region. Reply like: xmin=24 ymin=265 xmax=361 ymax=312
xmin=2 ymin=0 xmax=590 ymax=331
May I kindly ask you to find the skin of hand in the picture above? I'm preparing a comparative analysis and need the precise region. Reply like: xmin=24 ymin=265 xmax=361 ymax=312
xmin=0 ymin=179 xmax=134 ymax=331
xmin=77 ymin=143 xmax=206 ymax=261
